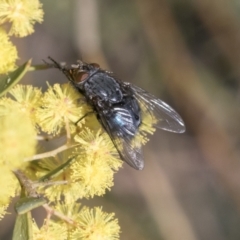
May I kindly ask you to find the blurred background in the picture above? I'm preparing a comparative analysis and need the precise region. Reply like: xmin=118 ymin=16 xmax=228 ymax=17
xmin=2 ymin=0 xmax=240 ymax=239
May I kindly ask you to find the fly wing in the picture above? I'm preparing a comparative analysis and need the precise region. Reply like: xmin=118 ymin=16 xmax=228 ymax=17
xmin=98 ymin=109 xmax=144 ymax=170
xmin=129 ymin=84 xmax=186 ymax=133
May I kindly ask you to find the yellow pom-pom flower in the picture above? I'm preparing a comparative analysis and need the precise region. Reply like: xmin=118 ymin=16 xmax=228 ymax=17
xmin=9 ymin=84 xmax=42 ymax=125
xmin=0 ymin=0 xmax=44 ymax=37
xmin=0 ymin=110 xmax=36 ymax=168
xmin=36 ymin=83 xmax=87 ymax=135
xmin=42 ymin=177 xmax=84 ymax=203
xmin=32 ymin=219 xmax=68 ymax=240
xmin=53 ymin=202 xmax=120 ymax=240
xmin=34 ymin=151 xmax=86 ymax=203
xmin=0 ymin=166 xmax=18 ymax=220
xmin=71 ymin=207 xmax=120 ymax=240
xmin=0 ymin=205 xmax=8 ymax=220
xmin=71 ymin=129 xmax=122 ymax=198
xmin=0 ymin=28 xmax=17 ymax=74
xmin=36 ymin=128 xmax=122 ymax=201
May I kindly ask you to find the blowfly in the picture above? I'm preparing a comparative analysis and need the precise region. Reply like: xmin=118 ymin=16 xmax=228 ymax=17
xmin=46 ymin=57 xmax=185 ymax=170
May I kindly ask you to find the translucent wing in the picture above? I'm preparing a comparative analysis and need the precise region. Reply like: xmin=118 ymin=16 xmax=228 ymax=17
xmin=98 ymin=109 xmax=144 ymax=170
xmin=129 ymin=84 xmax=186 ymax=133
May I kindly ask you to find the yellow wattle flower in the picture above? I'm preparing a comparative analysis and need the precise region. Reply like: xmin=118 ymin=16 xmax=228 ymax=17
xmin=0 ymin=28 xmax=17 ymax=74
xmin=9 ymin=84 xmax=42 ymax=126
xmin=0 ymin=205 xmax=8 ymax=220
xmin=71 ymin=128 xmax=122 ymax=198
xmin=32 ymin=219 xmax=68 ymax=240
xmin=0 ymin=0 xmax=44 ymax=37
xmin=71 ymin=207 xmax=120 ymax=240
xmin=36 ymin=83 xmax=86 ymax=135
xmin=0 ymin=167 xmax=18 ymax=220
xmin=0 ymin=109 xmax=36 ymax=168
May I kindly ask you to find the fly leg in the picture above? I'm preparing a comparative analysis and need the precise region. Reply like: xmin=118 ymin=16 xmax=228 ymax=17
xmin=75 ymin=111 xmax=95 ymax=125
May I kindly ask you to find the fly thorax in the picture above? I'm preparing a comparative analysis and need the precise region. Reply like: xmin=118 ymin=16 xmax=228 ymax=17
xmin=84 ymin=72 xmax=123 ymax=103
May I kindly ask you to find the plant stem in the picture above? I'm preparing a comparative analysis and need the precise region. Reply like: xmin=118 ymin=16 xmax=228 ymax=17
xmin=13 ymin=169 xmax=38 ymax=197
xmin=43 ymin=204 xmax=76 ymax=225
xmin=33 ymin=180 xmax=68 ymax=188
xmin=24 ymin=144 xmax=76 ymax=161
xmin=65 ymin=117 xmax=71 ymax=144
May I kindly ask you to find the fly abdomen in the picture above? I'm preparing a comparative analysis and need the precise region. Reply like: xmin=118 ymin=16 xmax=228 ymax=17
xmin=109 ymin=96 xmax=141 ymax=138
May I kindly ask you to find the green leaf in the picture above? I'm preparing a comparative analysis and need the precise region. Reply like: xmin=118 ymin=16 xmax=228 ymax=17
xmin=39 ymin=156 xmax=75 ymax=182
xmin=13 ymin=212 xmax=33 ymax=240
xmin=0 ymin=59 xmax=32 ymax=97
xmin=28 ymin=63 xmax=52 ymax=71
xmin=15 ymin=197 xmax=46 ymax=215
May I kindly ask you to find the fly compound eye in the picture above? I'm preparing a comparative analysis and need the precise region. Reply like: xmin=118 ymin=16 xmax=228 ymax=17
xmin=76 ymin=70 xmax=89 ymax=83
xmin=90 ymin=63 xmax=100 ymax=68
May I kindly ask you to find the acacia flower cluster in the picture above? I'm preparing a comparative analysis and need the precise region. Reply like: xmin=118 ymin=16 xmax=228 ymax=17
xmin=32 ymin=203 xmax=120 ymax=240
xmin=0 ymin=1 xmax=158 ymax=239
xmin=0 ymin=0 xmax=43 ymax=74
xmin=0 ymin=28 xmax=18 ymax=74
xmin=0 ymin=76 xmax=158 ymax=238
xmin=0 ymin=83 xmax=123 ymax=239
